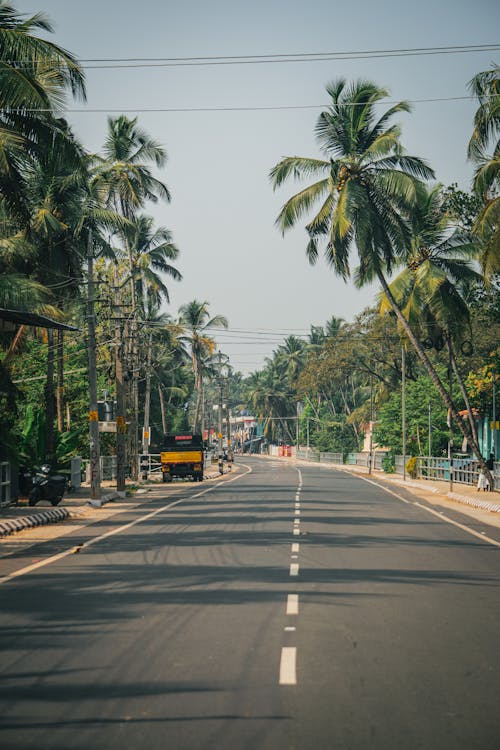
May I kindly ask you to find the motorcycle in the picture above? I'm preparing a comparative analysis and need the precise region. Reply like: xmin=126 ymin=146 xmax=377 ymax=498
xmin=19 ymin=465 xmax=67 ymax=507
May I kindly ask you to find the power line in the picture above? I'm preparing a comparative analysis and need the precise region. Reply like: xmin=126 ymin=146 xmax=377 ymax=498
xmin=8 ymin=43 xmax=500 ymax=69
xmin=2 ymin=95 xmax=484 ymax=115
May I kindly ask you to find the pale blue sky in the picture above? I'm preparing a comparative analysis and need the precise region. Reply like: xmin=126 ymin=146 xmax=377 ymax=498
xmin=20 ymin=0 xmax=500 ymax=372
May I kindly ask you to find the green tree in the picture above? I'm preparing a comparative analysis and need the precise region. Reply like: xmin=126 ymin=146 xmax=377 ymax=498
xmin=468 ymin=66 xmax=500 ymax=276
xmin=0 ymin=1 xmax=86 ymax=219
xmin=271 ymin=77 xmax=490 ymax=474
xmin=178 ymin=300 xmax=228 ymax=432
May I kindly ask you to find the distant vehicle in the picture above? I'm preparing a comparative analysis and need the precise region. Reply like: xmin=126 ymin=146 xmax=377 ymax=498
xmin=160 ymin=434 xmax=204 ymax=482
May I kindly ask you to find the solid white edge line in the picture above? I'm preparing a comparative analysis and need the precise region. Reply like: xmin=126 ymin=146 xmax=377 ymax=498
xmin=0 ymin=463 xmax=254 ymax=585
xmin=355 ymin=474 xmax=500 ymax=549
xmin=279 ymin=647 xmax=297 ymax=685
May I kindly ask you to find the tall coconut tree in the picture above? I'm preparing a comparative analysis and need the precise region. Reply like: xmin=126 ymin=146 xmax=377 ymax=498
xmin=271 ymin=78 xmax=490 ymax=474
xmin=0 ymin=1 xmax=86 ymax=219
xmin=178 ymin=300 xmax=228 ymax=432
xmin=379 ymin=182 xmax=483 ymax=451
xmin=123 ymin=214 xmax=182 ymax=314
xmin=467 ymin=65 xmax=500 ymax=276
xmin=93 ymin=115 xmax=171 ymax=472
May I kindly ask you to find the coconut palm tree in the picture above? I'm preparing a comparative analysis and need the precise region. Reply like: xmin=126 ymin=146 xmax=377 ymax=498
xmin=178 ymin=300 xmax=228 ymax=432
xmin=122 ymin=214 xmax=182 ymax=315
xmin=0 ymin=2 xmax=86 ymax=219
xmin=93 ymin=115 xmax=172 ymax=472
xmin=271 ymin=78 xmax=490 ymax=473
xmin=379 ymin=182 xmax=483 ymax=451
xmin=467 ymin=66 xmax=500 ymax=276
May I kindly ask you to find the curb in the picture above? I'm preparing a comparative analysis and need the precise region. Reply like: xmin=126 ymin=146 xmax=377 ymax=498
xmin=446 ymin=491 xmax=500 ymax=513
xmin=0 ymin=507 xmax=70 ymax=537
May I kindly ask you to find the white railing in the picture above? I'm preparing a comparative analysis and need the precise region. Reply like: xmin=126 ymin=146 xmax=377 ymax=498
xmin=0 ymin=462 xmax=11 ymax=508
xmin=139 ymin=454 xmax=162 ymax=478
xmin=393 ymin=455 xmax=499 ymax=487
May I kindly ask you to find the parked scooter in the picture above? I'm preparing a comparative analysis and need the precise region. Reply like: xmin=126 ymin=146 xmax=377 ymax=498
xmin=19 ymin=465 xmax=67 ymax=507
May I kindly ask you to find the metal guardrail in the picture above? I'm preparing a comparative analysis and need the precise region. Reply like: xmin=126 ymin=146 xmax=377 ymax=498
xmin=0 ymin=462 xmax=11 ymax=508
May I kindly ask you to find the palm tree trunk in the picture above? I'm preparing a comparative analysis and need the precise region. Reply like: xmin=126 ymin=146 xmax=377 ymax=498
xmin=449 ymin=340 xmax=480 ymax=451
xmin=377 ymin=271 xmax=492 ymax=484
xmin=192 ymin=379 xmax=202 ymax=433
xmin=4 ymin=325 xmax=27 ymax=366
xmin=56 ymin=329 xmax=64 ymax=433
xmin=158 ymin=384 xmax=167 ymax=434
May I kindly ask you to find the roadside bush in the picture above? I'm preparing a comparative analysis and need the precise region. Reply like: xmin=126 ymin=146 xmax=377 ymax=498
xmin=406 ymin=456 xmax=418 ymax=479
xmin=382 ymin=452 xmax=395 ymax=473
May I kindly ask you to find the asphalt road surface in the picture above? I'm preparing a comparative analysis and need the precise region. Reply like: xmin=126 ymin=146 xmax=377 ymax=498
xmin=1 ymin=457 xmax=500 ymax=750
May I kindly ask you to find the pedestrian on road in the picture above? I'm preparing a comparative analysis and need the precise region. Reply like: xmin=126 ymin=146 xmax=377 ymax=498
xmin=486 ymin=452 xmax=495 ymax=490
xmin=477 ymin=465 xmax=490 ymax=491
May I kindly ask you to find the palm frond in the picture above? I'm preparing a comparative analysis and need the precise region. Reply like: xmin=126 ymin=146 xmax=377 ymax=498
xmin=275 ymin=179 xmax=329 ymax=234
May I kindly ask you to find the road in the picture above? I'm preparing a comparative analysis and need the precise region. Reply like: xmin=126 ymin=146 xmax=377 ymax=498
xmin=1 ymin=457 xmax=500 ymax=749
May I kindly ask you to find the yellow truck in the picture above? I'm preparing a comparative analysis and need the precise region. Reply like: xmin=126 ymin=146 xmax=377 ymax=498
xmin=160 ymin=434 xmax=204 ymax=483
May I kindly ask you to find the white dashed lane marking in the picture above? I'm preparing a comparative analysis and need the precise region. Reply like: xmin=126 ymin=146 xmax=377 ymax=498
xmin=279 ymin=647 xmax=297 ymax=685
xmin=290 ymin=563 xmax=299 ymax=576
xmin=287 ymin=594 xmax=299 ymax=615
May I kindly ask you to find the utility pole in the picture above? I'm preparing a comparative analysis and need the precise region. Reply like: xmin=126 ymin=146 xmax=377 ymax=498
xmin=368 ymin=373 xmax=374 ymax=475
xmin=87 ymin=232 xmax=101 ymax=500
xmin=448 ymin=335 xmax=454 ymax=492
xmin=142 ymin=330 xmax=153 ymax=455
xmin=428 ymin=401 xmax=432 ymax=458
xmin=113 ymin=266 xmax=126 ymax=495
xmin=402 ymin=346 xmax=406 ymax=482
xmin=217 ymin=352 xmax=224 ymax=474
xmin=225 ymin=378 xmax=232 ymax=468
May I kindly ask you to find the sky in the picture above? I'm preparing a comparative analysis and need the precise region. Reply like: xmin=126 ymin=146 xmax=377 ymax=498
xmin=20 ymin=0 xmax=500 ymax=373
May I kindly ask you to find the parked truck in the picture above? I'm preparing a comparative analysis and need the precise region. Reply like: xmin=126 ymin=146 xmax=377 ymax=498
xmin=160 ymin=434 xmax=204 ymax=482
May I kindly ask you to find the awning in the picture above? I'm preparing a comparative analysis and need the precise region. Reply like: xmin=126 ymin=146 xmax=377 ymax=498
xmin=0 ymin=308 xmax=79 ymax=331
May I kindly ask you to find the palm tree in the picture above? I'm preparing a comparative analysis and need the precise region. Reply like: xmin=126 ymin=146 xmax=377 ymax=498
xmin=93 ymin=115 xmax=172 ymax=472
xmin=123 ymin=214 xmax=182 ymax=315
xmin=467 ymin=66 xmax=500 ymax=276
xmin=178 ymin=300 xmax=228 ymax=432
xmin=274 ymin=335 xmax=307 ymax=384
xmin=0 ymin=2 xmax=86 ymax=219
xmin=271 ymin=78 xmax=490 ymax=473
xmin=380 ymin=182 xmax=483 ymax=451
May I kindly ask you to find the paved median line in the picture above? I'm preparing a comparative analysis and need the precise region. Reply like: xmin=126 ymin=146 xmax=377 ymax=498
xmin=279 ymin=647 xmax=297 ymax=685
xmin=286 ymin=594 xmax=299 ymax=614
